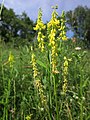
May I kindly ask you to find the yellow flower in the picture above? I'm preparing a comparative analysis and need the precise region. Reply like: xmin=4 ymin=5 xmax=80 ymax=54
xmin=34 ymin=8 xmax=45 ymax=52
xmin=59 ymin=11 xmax=67 ymax=41
xmin=8 ymin=52 xmax=14 ymax=63
xmin=8 ymin=51 xmax=14 ymax=68
xmin=26 ymin=114 xmax=32 ymax=120
xmin=34 ymin=80 xmax=46 ymax=105
xmin=31 ymin=52 xmax=38 ymax=79
xmin=47 ymin=10 xmax=59 ymax=29
xmin=62 ymin=78 xmax=67 ymax=93
xmin=62 ymin=57 xmax=68 ymax=94
xmin=62 ymin=56 xmax=72 ymax=94
xmin=62 ymin=36 xmax=67 ymax=41
xmin=47 ymin=7 xmax=60 ymax=72
xmin=37 ymin=32 xmax=45 ymax=52
xmin=31 ymin=48 xmax=47 ymax=106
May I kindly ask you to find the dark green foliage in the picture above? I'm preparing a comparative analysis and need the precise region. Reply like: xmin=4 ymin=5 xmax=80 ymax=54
xmin=66 ymin=6 xmax=90 ymax=47
xmin=0 ymin=5 xmax=36 ymax=46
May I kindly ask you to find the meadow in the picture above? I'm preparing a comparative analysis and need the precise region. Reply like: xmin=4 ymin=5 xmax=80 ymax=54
xmin=0 ymin=7 xmax=90 ymax=120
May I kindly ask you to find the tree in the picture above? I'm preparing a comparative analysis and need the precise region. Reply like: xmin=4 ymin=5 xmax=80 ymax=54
xmin=0 ymin=6 xmax=16 ymax=42
xmin=66 ymin=6 xmax=90 ymax=46
xmin=18 ymin=12 xmax=35 ymax=41
xmin=0 ymin=5 xmax=36 ymax=46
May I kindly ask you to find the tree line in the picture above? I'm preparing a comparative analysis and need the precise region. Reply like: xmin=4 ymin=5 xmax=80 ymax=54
xmin=0 ymin=5 xmax=36 ymax=46
xmin=0 ymin=5 xmax=90 ymax=47
xmin=66 ymin=5 xmax=90 ymax=47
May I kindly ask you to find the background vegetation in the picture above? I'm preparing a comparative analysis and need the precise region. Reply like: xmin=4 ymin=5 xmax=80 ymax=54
xmin=0 ymin=4 xmax=90 ymax=47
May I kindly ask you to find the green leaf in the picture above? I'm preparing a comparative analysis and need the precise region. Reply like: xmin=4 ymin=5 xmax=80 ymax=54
xmin=36 ymin=60 xmax=48 ymax=70
xmin=82 ymin=77 xmax=89 ymax=88
xmin=0 ymin=101 xmax=4 ymax=105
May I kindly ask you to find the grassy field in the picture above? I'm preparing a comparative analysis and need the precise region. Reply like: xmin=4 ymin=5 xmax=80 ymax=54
xmin=0 ymin=40 xmax=90 ymax=120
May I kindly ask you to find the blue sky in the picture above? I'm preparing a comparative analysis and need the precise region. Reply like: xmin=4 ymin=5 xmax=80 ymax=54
xmin=0 ymin=0 xmax=90 ymax=23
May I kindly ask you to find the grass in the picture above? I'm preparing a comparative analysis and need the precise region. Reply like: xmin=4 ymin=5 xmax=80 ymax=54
xmin=0 ymin=41 xmax=90 ymax=120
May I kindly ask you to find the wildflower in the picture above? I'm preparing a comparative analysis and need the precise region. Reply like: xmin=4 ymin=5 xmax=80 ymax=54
xmin=34 ymin=8 xmax=45 ymax=52
xmin=63 ymin=56 xmax=69 ymax=75
xmin=48 ymin=28 xmax=58 ymax=71
xmin=31 ymin=52 xmax=38 ymax=79
xmin=75 ymin=47 xmax=81 ymax=50
xmin=52 ymin=70 xmax=60 ymax=74
xmin=35 ymin=80 xmax=46 ymax=105
xmin=73 ymin=94 xmax=78 ymax=100
xmin=47 ymin=8 xmax=60 ymax=31
xmin=59 ymin=11 xmax=67 ymax=41
xmin=62 ymin=78 xmax=68 ymax=94
xmin=8 ymin=51 xmax=14 ymax=68
xmin=37 ymin=31 xmax=45 ymax=52
xmin=26 ymin=114 xmax=32 ymax=120
xmin=31 ymin=47 xmax=46 ymax=106
xmin=40 ymin=107 xmax=44 ymax=111
xmin=62 ymin=56 xmax=72 ymax=94
xmin=82 ymin=97 xmax=85 ymax=101
xmin=47 ymin=6 xmax=59 ymax=72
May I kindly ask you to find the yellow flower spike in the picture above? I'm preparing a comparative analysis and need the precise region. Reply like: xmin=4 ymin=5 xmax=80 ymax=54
xmin=31 ymin=52 xmax=38 ymax=79
xmin=31 ymin=50 xmax=47 ymax=106
xmin=8 ymin=52 xmax=14 ymax=62
xmin=31 ymin=50 xmax=39 ymax=80
xmin=62 ymin=78 xmax=68 ymax=94
xmin=34 ymin=8 xmax=45 ymax=52
xmin=62 ymin=56 xmax=72 ymax=94
xmin=62 ymin=57 xmax=68 ymax=94
xmin=59 ymin=11 xmax=67 ymax=41
xmin=34 ymin=79 xmax=47 ymax=105
xmin=8 ymin=51 xmax=14 ymax=68
xmin=47 ymin=7 xmax=60 ymax=30
xmin=47 ymin=6 xmax=60 ymax=72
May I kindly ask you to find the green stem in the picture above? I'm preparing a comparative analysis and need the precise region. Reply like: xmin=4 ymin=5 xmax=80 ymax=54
xmin=80 ymin=70 xmax=83 ymax=120
xmin=3 ymin=107 xmax=5 ymax=120
xmin=66 ymin=102 xmax=72 ymax=120
xmin=6 ymin=78 xmax=11 ymax=120
xmin=48 ymin=50 xmax=52 ymax=120
xmin=53 ymin=75 xmax=59 ymax=120
xmin=78 ymin=59 xmax=83 ymax=120
xmin=14 ymin=79 xmax=16 ymax=119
